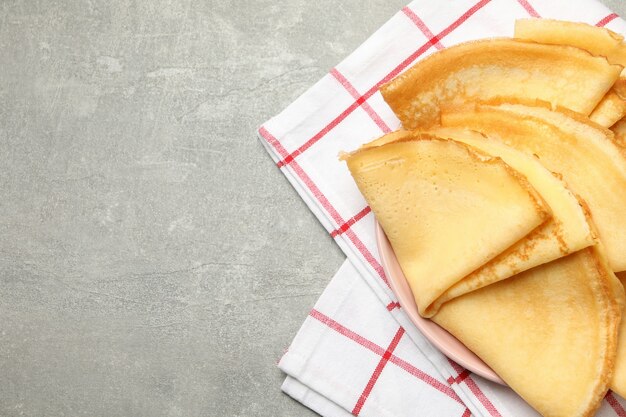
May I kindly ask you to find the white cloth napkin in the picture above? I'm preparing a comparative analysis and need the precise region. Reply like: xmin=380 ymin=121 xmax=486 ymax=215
xmin=279 ymin=260 xmax=626 ymax=417
xmin=258 ymin=0 xmax=626 ymax=415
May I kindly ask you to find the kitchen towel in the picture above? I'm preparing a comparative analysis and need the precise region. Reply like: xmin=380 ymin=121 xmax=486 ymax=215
xmin=257 ymin=0 xmax=626 ymax=416
xmin=279 ymin=259 xmax=626 ymax=416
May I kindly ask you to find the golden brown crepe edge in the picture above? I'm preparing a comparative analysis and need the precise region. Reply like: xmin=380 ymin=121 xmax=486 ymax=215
xmin=582 ymin=244 xmax=623 ymax=417
xmin=514 ymin=18 xmax=626 ymax=67
xmin=441 ymin=97 xmax=626 ymax=155
xmin=380 ymin=38 xmax=622 ymax=128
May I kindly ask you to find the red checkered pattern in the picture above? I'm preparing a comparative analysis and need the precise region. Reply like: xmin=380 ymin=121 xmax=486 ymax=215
xmin=280 ymin=262 xmax=473 ymax=417
xmin=598 ymin=13 xmax=620 ymax=27
xmin=308 ymin=309 xmax=463 ymax=406
xmin=516 ymin=0 xmax=540 ymax=17
xmin=261 ymin=1 xmax=626 ymax=416
xmin=607 ymin=393 xmax=626 ymax=417
xmin=280 ymin=259 xmax=626 ymax=417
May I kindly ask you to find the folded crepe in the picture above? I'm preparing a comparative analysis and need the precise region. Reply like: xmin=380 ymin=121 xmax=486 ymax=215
xmin=433 ymin=246 xmax=622 ymax=417
xmin=612 ymin=117 xmax=626 ymax=147
xmin=590 ymin=81 xmax=626 ymax=128
xmin=441 ymin=101 xmax=626 ymax=272
xmin=343 ymin=135 xmax=550 ymax=315
xmin=613 ymin=271 xmax=626 ymax=399
xmin=514 ymin=18 xmax=626 ymax=67
xmin=380 ymin=38 xmax=621 ymax=129
xmin=424 ymin=127 xmax=596 ymax=315
xmin=360 ymin=128 xmax=595 ymax=316
xmin=514 ymin=19 xmax=626 ymax=128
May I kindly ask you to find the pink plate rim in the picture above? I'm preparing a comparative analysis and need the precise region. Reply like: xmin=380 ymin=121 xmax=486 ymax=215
xmin=375 ymin=221 xmax=506 ymax=385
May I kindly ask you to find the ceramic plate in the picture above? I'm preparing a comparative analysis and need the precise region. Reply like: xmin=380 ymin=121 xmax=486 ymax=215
xmin=375 ymin=221 xmax=506 ymax=385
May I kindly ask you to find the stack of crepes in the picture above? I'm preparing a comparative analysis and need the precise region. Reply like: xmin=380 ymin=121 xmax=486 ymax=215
xmin=342 ymin=19 xmax=626 ymax=417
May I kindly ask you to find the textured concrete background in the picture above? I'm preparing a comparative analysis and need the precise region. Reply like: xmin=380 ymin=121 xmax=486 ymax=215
xmin=1 ymin=1 xmax=624 ymax=416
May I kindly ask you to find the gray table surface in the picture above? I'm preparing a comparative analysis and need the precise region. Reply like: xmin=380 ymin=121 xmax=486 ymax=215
xmin=2 ymin=1 xmax=625 ymax=416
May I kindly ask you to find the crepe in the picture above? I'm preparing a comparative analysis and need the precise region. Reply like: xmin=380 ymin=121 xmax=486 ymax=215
xmin=423 ymin=127 xmax=596 ymax=315
xmin=613 ymin=271 xmax=626 ymax=399
xmin=514 ymin=18 xmax=626 ymax=67
xmin=380 ymin=38 xmax=621 ymax=129
xmin=343 ymin=135 xmax=550 ymax=315
xmin=361 ymin=128 xmax=595 ymax=316
xmin=433 ymin=246 xmax=621 ymax=417
xmin=612 ymin=117 xmax=626 ymax=148
xmin=513 ymin=19 xmax=626 ymax=127
xmin=590 ymin=82 xmax=626 ymax=127
xmin=441 ymin=101 xmax=626 ymax=272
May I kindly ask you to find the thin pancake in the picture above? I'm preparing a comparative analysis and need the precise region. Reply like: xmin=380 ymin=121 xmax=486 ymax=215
xmin=612 ymin=117 xmax=626 ymax=148
xmin=380 ymin=38 xmax=621 ymax=129
xmin=361 ymin=128 xmax=595 ymax=317
xmin=433 ymin=247 xmax=621 ymax=417
xmin=613 ymin=271 xmax=626 ymax=399
xmin=424 ymin=127 xmax=595 ymax=316
xmin=514 ymin=19 xmax=626 ymax=67
xmin=343 ymin=135 xmax=549 ymax=315
xmin=590 ymin=86 xmax=626 ymax=128
xmin=441 ymin=102 xmax=626 ymax=272
xmin=513 ymin=19 xmax=626 ymax=127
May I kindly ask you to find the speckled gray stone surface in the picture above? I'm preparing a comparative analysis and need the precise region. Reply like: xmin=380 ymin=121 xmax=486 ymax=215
xmin=1 ymin=1 xmax=625 ymax=416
